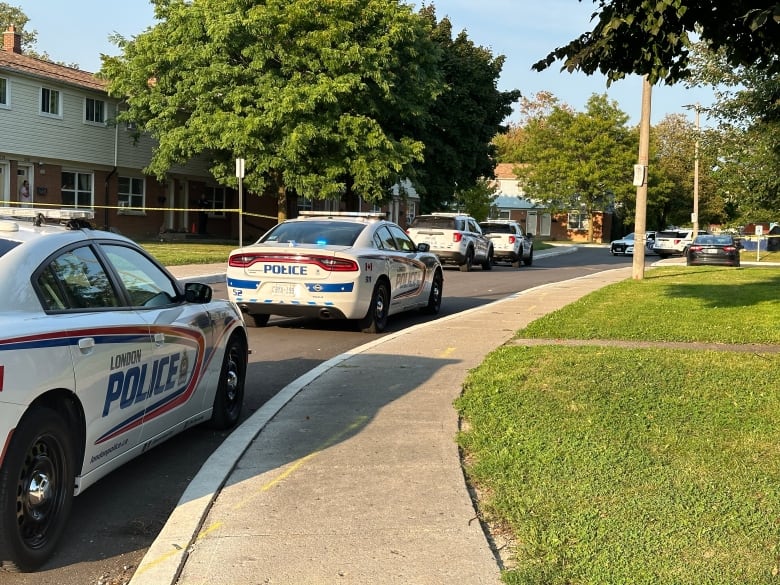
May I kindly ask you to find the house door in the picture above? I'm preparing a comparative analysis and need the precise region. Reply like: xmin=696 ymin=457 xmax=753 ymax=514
xmin=17 ymin=165 xmax=33 ymax=206
xmin=541 ymin=213 xmax=552 ymax=237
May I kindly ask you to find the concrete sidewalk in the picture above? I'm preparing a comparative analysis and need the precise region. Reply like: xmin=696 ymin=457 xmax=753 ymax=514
xmin=129 ymin=254 xmax=632 ymax=585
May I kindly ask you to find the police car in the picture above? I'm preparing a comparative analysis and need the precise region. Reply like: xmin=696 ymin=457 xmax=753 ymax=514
xmin=227 ymin=211 xmax=443 ymax=333
xmin=0 ymin=207 xmax=248 ymax=572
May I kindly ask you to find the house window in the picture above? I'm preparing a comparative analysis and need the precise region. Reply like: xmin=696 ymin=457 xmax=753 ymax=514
xmin=205 ymin=186 xmax=226 ymax=217
xmin=568 ymin=211 xmax=588 ymax=231
xmin=0 ymin=77 xmax=8 ymax=107
xmin=85 ymin=98 xmax=106 ymax=124
xmin=61 ymin=171 xmax=93 ymax=208
xmin=40 ymin=87 xmax=61 ymax=117
xmin=118 ymin=176 xmax=145 ymax=213
xmin=297 ymin=196 xmax=313 ymax=212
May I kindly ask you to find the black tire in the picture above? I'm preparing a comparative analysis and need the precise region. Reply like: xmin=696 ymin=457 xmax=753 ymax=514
xmin=0 ymin=407 xmax=75 ymax=572
xmin=358 ymin=281 xmax=390 ymax=333
xmin=247 ymin=313 xmax=270 ymax=328
xmin=523 ymin=247 xmax=534 ymax=267
xmin=511 ymin=258 xmax=521 ymax=268
xmin=208 ymin=334 xmax=247 ymax=429
xmin=459 ymin=249 xmax=474 ymax=272
xmin=421 ymin=270 xmax=443 ymax=315
xmin=481 ymin=248 xmax=493 ymax=270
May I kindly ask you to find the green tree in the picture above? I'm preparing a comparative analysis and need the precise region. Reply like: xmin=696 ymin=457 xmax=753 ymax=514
xmin=0 ymin=3 xmax=37 ymax=51
xmin=493 ymin=123 xmax=524 ymax=163
xmin=101 ymin=0 xmax=442 ymax=221
xmin=450 ymin=178 xmax=497 ymax=221
xmin=687 ymin=44 xmax=780 ymax=220
xmin=533 ymin=0 xmax=780 ymax=85
xmin=414 ymin=6 xmax=520 ymax=212
xmin=515 ymin=94 xmax=636 ymax=241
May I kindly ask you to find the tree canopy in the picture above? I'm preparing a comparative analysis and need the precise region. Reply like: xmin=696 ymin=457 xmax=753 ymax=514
xmin=101 ymin=0 xmax=443 ymax=215
xmin=533 ymin=0 xmax=780 ymax=85
xmin=514 ymin=94 xmax=636 ymax=240
xmin=100 ymin=0 xmax=518 ymax=218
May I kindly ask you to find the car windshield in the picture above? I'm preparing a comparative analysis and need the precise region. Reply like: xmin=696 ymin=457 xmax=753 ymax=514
xmin=260 ymin=220 xmax=365 ymax=247
xmin=480 ymin=223 xmax=513 ymax=234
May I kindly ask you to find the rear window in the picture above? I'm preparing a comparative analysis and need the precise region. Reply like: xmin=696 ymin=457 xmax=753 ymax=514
xmin=410 ymin=216 xmax=458 ymax=230
xmin=0 ymin=238 xmax=21 ymax=258
xmin=657 ymin=230 xmax=686 ymax=238
xmin=480 ymin=223 xmax=513 ymax=234
xmin=261 ymin=220 xmax=365 ymax=247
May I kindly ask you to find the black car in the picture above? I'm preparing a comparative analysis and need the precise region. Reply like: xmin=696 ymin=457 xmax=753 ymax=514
xmin=686 ymin=234 xmax=741 ymax=267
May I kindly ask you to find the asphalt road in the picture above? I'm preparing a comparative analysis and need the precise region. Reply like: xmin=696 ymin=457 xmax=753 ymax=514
xmin=5 ymin=246 xmax=639 ymax=585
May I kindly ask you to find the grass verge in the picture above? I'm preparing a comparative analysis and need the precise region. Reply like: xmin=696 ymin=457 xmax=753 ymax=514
xmin=457 ymin=266 xmax=780 ymax=584
xmin=138 ymin=241 xmax=237 ymax=266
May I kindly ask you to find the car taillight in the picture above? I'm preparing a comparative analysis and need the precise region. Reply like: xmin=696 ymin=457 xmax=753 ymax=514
xmin=723 ymin=246 xmax=736 ymax=252
xmin=228 ymin=253 xmax=358 ymax=272
xmin=229 ymin=254 xmax=261 ymax=267
xmin=508 ymin=235 xmax=516 ymax=244
xmin=315 ymin=256 xmax=359 ymax=271
xmin=452 ymin=233 xmax=463 ymax=243
xmin=689 ymin=245 xmax=703 ymax=252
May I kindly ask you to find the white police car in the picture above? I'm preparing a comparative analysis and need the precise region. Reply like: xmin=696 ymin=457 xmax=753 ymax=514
xmin=0 ymin=207 xmax=247 ymax=572
xmin=227 ymin=211 xmax=443 ymax=333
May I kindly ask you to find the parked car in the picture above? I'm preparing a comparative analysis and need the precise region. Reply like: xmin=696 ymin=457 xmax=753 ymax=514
xmin=686 ymin=234 xmax=741 ymax=267
xmin=652 ymin=229 xmax=707 ymax=258
xmin=478 ymin=219 xmax=534 ymax=267
xmin=610 ymin=231 xmax=656 ymax=256
xmin=0 ymin=207 xmax=248 ymax=572
xmin=407 ymin=213 xmax=493 ymax=271
xmin=227 ymin=211 xmax=443 ymax=333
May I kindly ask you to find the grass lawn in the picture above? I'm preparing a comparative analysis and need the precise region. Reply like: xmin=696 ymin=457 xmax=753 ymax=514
xmin=457 ymin=266 xmax=780 ymax=584
xmin=138 ymin=241 xmax=237 ymax=266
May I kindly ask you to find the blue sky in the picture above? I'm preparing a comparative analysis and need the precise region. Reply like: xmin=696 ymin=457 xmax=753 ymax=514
xmin=21 ymin=0 xmax=714 ymax=126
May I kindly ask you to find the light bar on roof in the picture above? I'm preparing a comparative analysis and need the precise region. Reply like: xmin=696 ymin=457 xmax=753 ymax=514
xmin=0 ymin=207 xmax=95 ymax=220
xmin=299 ymin=211 xmax=385 ymax=219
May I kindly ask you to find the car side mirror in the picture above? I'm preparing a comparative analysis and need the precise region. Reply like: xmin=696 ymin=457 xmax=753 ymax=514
xmin=526 ymin=233 xmax=534 ymax=239
xmin=185 ymin=282 xmax=213 ymax=303
xmin=416 ymin=242 xmax=430 ymax=253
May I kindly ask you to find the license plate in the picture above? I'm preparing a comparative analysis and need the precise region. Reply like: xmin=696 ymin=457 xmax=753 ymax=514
xmin=271 ymin=283 xmax=296 ymax=296
xmin=705 ymin=248 xmax=717 ymax=254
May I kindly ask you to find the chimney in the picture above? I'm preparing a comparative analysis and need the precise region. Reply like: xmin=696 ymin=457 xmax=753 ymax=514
xmin=3 ymin=25 xmax=21 ymax=54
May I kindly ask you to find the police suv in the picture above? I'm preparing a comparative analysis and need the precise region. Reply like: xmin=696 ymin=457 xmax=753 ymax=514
xmin=0 ymin=207 xmax=248 ymax=572
xmin=227 ymin=211 xmax=443 ymax=333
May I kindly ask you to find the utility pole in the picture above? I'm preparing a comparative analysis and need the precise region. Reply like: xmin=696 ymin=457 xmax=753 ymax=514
xmin=632 ymin=77 xmax=652 ymax=281
xmin=683 ymin=103 xmax=702 ymax=237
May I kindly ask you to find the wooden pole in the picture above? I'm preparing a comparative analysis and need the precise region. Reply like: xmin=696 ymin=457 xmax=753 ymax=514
xmin=632 ymin=77 xmax=652 ymax=281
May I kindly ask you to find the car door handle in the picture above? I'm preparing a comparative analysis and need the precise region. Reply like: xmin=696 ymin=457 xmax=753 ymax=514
xmin=78 ymin=337 xmax=95 ymax=355
xmin=154 ymin=332 xmax=165 ymax=347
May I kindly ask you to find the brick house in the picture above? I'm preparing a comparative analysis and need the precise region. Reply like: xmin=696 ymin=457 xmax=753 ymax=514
xmin=488 ymin=162 xmax=612 ymax=242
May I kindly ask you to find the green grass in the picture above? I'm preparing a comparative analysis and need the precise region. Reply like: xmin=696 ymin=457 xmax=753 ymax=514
xmin=457 ymin=266 xmax=780 ymax=584
xmin=138 ymin=241 xmax=237 ymax=266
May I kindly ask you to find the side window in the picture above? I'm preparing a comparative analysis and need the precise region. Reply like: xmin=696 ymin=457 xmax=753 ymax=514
xmin=38 ymin=246 xmax=120 ymax=310
xmin=387 ymin=224 xmax=416 ymax=252
xmin=375 ymin=225 xmax=398 ymax=250
xmin=102 ymin=244 xmax=179 ymax=308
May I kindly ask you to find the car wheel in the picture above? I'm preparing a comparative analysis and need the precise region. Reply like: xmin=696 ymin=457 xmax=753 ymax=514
xmin=247 ymin=313 xmax=270 ymax=328
xmin=358 ymin=281 xmax=389 ymax=333
xmin=511 ymin=258 xmax=521 ymax=268
xmin=481 ymin=248 xmax=493 ymax=270
xmin=0 ymin=407 xmax=75 ymax=572
xmin=208 ymin=334 xmax=247 ymax=429
xmin=459 ymin=249 xmax=474 ymax=272
xmin=421 ymin=270 xmax=443 ymax=315
xmin=523 ymin=247 xmax=534 ymax=267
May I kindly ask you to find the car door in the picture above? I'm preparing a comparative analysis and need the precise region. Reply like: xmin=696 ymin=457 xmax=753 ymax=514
xmin=98 ymin=243 xmax=216 ymax=447
xmin=37 ymin=243 xmax=154 ymax=477
xmin=376 ymin=224 xmax=427 ymax=311
xmin=467 ymin=218 xmax=490 ymax=261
